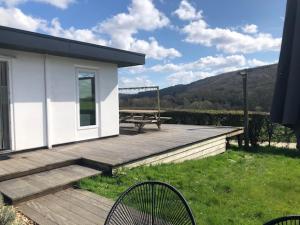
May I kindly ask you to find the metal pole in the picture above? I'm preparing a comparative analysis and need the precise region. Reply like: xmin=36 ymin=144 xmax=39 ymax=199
xmin=157 ymin=87 xmax=161 ymax=120
xmin=240 ymin=71 xmax=249 ymax=149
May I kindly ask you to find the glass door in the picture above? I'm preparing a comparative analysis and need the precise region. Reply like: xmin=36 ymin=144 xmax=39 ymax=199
xmin=0 ymin=62 xmax=10 ymax=150
xmin=78 ymin=71 xmax=97 ymax=128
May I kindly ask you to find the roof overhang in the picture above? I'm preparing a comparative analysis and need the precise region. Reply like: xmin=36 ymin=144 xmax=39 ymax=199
xmin=0 ymin=26 xmax=145 ymax=68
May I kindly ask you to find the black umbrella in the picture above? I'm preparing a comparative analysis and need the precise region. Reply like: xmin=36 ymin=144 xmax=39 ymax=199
xmin=271 ymin=0 xmax=300 ymax=148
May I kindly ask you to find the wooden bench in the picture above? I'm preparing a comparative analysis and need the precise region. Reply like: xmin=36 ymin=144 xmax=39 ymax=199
xmin=159 ymin=117 xmax=172 ymax=121
xmin=119 ymin=110 xmax=172 ymax=132
xmin=130 ymin=116 xmax=171 ymax=121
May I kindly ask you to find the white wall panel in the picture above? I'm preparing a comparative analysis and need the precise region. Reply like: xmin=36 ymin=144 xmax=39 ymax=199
xmin=5 ymin=50 xmax=46 ymax=150
xmin=46 ymin=56 xmax=77 ymax=145
xmin=99 ymin=64 xmax=119 ymax=137
xmin=0 ymin=48 xmax=120 ymax=151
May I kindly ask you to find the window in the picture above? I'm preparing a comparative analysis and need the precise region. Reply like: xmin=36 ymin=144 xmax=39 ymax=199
xmin=78 ymin=71 xmax=96 ymax=127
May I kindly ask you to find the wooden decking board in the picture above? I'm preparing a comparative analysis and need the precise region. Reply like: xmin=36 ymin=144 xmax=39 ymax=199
xmin=67 ymin=189 xmax=113 ymax=212
xmin=0 ymin=125 xmax=243 ymax=182
xmin=0 ymin=178 xmax=41 ymax=201
xmin=0 ymin=165 xmax=11 ymax=176
xmin=66 ymin=146 xmax=120 ymax=166
xmin=111 ymin=138 xmax=223 ymax=167
xmin=0 ymin=159 xmax=32 ymax=173
xmin=18 ymin=188 xmax=113 ymax=225
xmin=43 ymin=194 xmax=102 ymax=225
xmin=26 ymin=196 xmax=79 ymax=225
xmin=174 ymin=143 xmax=226 ymax=163
xmin=9 ymin=125 xmax=243 ymax=225
xmin=0 ymin=165 xmax=102 ymax=203
xmin=73 ymin=189 xmax=114 ymax=208
xmin=28 ymin=151 xmax=78 ymax=165
xmin=42 ymin=151 xmax=80 ymax=162
xmin=121 ymin=138 xmax=226 ymax=168
xmin=55 ymin=190 xmax=110 ymax=219
xmin=16 ymin=150 xmax=80 ymax=167
xmin=149 ymin=140 xmax=225 ymax=164
xmin=0 ymin=152 xmax=80 ymax=183
xmin=66 ymin=125 xmax=242 ymax=168
xmin=17 ymin=203 xmax=59 ymax=225
xmin=16 ymin=157 xmax=47 ymax=168
xmin=81 ymin=155 xmax=116 ymax=167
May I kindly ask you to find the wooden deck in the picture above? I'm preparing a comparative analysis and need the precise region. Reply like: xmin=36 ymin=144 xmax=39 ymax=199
xmin=57 ymin=124 xmax=243 ymax=169
xmin=0 ymin=165 xmax=101 ymax=204
xmin=0 ymin=124 xmax=243 ymax=178
xmin=0 ymin=124 xmax=243 ymax=225
xmin=17 ymin=188 xmax=114 ymax=225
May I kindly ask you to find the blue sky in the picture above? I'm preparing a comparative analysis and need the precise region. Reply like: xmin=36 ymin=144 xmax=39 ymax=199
xmin=0 ymin=0 xmax=286 ymax=88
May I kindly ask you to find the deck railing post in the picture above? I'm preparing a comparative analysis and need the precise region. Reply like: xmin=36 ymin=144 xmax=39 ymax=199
xmin=157 ymin=86 xmax=161 ymax=121
xmin=240 ymin=70 xmax=250 ymax=149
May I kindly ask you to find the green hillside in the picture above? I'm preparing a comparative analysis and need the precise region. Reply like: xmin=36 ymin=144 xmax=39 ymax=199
xmin=120 ymin=64 xmax=278 ymax=112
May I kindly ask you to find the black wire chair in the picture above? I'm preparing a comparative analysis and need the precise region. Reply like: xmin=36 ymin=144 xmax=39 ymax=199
xmin=264 ymin=216 xmax=300 ymax=225
xmin=104 ymin=181 xmax=196 ymax=225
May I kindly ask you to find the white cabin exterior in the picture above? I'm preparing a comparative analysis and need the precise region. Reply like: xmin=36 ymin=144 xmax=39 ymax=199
xmin=0 ymin=26 xmax=145 ymax=152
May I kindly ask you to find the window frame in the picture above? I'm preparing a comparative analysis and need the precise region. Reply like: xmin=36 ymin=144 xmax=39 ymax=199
xmin=76 ymin=68 xmax=99 ymax=130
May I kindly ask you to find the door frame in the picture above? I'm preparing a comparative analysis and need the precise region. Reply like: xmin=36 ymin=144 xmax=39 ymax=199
xmin=0 ymin=56 xmax=15 ymax=151
xmin=75 ymin=67 xmax=99 ymax=131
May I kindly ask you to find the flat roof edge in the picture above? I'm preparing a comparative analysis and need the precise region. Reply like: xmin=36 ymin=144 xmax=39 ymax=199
xmin=0 ymin=26 xmax=145 ymax=67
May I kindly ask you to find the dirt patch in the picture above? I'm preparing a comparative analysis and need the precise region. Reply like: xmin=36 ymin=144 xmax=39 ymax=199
xmin=16 ymin=209 xmax=37 ymax=225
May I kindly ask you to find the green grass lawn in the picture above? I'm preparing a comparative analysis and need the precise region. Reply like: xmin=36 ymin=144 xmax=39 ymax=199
xmin=79 ymin=147 xmax=300 ymax=225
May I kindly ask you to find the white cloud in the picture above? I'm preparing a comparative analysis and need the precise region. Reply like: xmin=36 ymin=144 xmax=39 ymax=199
xmin=242 ymin=24 xmax=258 ymax=34
xmin=0 ymin=7 xmax=107 ymax=45
xmin=175 ymin=1 xmax=281 ymax=54
xmin=173 ymin=0 xmax=202 ymax=20
xmin=151 ymin=63 xmax=181 ymax=73
xmin=151 ymin=55 xmax=247 ymax=74
xmin=124 ymin=55 xmax=271 ymax=86
xmin=165 ymin=55 xmax=271 ymax=85
xmin=98 ymin=0 xmax=169 ymax=49
xmin=0 ymin=0 xmax=75 ymax=9
xmin=119 ymin=75 xmax=154 ymax=88
xmin=44 ymin=18 xmax=107 ymax=45
xmin=130 ymin=37 xmax=181 ymax=60
xmin=95 ymin=0 xmax=181 ymax=60
xmin=167 ymin=71 xmax=211 ymax=85
xmin=247 ymin=58 xmax=270 ymax=67
xmin=0 ymin=7 xmax=46 ymax=31
xmin=121 ymin=65 xmax=146 ymax=75
xmin=0 ymin=0 xmax=181 ymax=60
xmin=182 ymin=20 xmax=281 ymax=54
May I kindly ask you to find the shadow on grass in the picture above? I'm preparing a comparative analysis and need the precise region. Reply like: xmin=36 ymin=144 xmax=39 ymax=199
xmin=231 ymin=145 xmax=300 ymax=158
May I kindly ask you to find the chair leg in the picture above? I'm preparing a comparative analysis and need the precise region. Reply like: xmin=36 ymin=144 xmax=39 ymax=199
xmin=137 ymin=124 xmax=145 ymax=133
xmin=157 ymin=121 xmax=161 ymax=130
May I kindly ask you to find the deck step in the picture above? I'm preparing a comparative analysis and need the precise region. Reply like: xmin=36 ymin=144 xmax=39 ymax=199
xmin=18 ymin=188 xmax=114 ymax=225
xmin=0 ymin=151 xmax=80 ymax=182
xmin=0 ymin=165 xmax=102 ymax=204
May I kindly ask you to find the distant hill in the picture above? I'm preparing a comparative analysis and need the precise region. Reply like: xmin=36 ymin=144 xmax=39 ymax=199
xmin=120 ymin=64 xmax=278 ymax=112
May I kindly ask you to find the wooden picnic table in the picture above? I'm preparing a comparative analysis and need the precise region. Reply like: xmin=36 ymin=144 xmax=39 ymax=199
xmin=119 ymin=109 xmax=164 ymax=114
xmin=119 ymin=109 xmax=170 ymax=132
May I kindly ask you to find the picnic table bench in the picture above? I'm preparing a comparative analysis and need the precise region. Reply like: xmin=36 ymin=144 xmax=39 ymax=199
xmin=119 ymin=109 xmax=171 ymax=132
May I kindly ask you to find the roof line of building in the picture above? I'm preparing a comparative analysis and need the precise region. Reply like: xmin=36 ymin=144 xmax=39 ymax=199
xmin=0 ymin=25 xmax=145 ymax=67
